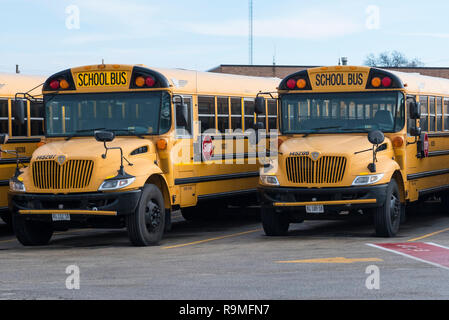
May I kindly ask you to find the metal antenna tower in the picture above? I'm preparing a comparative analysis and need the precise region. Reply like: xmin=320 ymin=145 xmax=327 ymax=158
xmin=249 ymin=0 xmax=254 ymax=65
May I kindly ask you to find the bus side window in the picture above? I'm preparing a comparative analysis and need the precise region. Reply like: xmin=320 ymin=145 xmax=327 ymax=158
xmin=0 ymin=100 xmax=8 ymax=135
xmin=217 ymin=97 xmax=229 ymax=133
xmin=436 ymin=97 xmax=443 ymax=132
xmin=198 ymin=96 xmax=216 ymax=133
xmin=444 ymin=98 xmax=449 ymax=131
xmin=175 ymin=96 xmax=192 ymax=137
xmin=30 ymin=101 xmax=44 ymax=136
xmin=256 ymin=99 xmax=266 ymax=129
xmin=267 ymin=99 xmax=277 ymax=130
xmin=244 ymin=98 xmax=255 ymax=131
xmin=419 ymin=96 xmax=428 ymax=132
xmin=429 ymin=96 xmax=436 ymax=132
xmin=231 ymin=97 xmax=242 ymax=132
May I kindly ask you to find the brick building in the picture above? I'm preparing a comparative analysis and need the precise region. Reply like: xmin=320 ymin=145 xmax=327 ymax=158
xmin=209 ymin=64 xmax=449 ymax=80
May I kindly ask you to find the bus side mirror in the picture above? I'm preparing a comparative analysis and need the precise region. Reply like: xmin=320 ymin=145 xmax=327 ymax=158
xmin=368 ymin=130 xmax=385 ymax=145
xmin=409 ymin=101 xmax=421 ymax=120
xmin=94 ymin=131 xmax=115 ymax=142
xmin=255 ymin=97 xmax=265 ymax=115
xmin=0 ymin=134 xmax=9 ymax=145
xmin=13 ymin=100 xmax=26 ymax=125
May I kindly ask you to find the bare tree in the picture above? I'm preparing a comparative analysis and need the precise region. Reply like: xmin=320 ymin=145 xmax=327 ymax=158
xmin=364 ymin=51 xmax=424 ymax=67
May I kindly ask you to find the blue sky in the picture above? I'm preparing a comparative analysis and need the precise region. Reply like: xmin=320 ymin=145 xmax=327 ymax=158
xmin=1 ymin=0 xmax=449 ymax=76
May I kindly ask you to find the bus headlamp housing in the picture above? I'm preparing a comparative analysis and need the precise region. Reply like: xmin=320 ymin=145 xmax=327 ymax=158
xmin=260 ymin=175 xmax=280 ymax=186
xmin=99 ymin=177 xmax=136 ymax=191
xmin=10 ymin=180 xmax=26 ymax=192
xmin=352 ymin=174 xmax=384 ymax=186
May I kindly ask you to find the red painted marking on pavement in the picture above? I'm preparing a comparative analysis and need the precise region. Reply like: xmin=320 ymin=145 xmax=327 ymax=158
xmin=367 ymin=242 xmax=449 ymax=270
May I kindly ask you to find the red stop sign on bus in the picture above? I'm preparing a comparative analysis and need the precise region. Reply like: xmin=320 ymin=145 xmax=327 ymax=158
xmin=423 ymin=133 xmax=429 ymax=158
xmin=202 ymin=135 xmax=214 ymax=161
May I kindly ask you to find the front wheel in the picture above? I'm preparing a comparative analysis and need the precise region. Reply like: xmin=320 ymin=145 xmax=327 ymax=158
xmin=126 ymin=185 xmax=166 ymax=246
xmin=261 ymin=207 xmax=290 ymax=236
xmin=373 ymin=180 xmax=402 ymax=237
xmin=13 ymin=214 xmax=53 ymax=246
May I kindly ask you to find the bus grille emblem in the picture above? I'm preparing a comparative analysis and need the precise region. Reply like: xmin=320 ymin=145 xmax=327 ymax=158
xmin=311 ymin=152 xmax=320 ymax=161
xmin=57 ymin=155 xmax=66 ymax=165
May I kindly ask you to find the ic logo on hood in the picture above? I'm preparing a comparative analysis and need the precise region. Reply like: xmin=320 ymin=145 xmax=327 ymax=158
xmin=57 ymin=155 xmax=67 ymax=165
xmin=310 ymin=152 xmax=320 ymax=161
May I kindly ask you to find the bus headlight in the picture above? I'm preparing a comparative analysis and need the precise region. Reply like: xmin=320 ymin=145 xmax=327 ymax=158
xmin=10 ymin=180 xmax=26 ymax=192
xmin=99 ymin=177 xmax=136 ymax=191
xmin=352 ymin=174 xmax=384 ymax=186
xmin=260 ymin=175 xmax=280 ymax=186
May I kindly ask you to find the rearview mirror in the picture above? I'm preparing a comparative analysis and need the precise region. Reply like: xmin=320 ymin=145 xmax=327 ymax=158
xmin=409 ymin=100 xmax=421 ymax=120
xmin=0 ymin=134 xmax=8 ymax=145
xmin=94 ymin=131 xmax=115 ymax=142
xmin=368 ymin=130 xmax=385 ymax=145
xmin=13 ymin=100 xmax=26 ymax=125
xmin=255 ymin=97 xmax=265 ymax=115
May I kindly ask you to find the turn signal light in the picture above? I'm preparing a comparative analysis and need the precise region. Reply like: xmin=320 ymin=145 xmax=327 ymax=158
xmin=392 ymin=136 xmax=404 ymax=148
xmin=297 ymin=79 xmax=307 ymax=89
xmin=371 ymin=77 xmax=381 ymax=88
xmin=59 ymin=79 xmax=70 ymax=89
xmin=135 ymin=76 xmax=145 ymax=87
xmin=156 ymin=139 xmax=167 ymax=150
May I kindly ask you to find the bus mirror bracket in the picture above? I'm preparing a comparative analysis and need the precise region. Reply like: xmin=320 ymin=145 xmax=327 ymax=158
xmin=367 ymin=130 xmax=385 ymax=173
xmin=95 ymin=131 xmax=133 ymax=177
xmin=0 ymin=134 xmax=25 ymax=177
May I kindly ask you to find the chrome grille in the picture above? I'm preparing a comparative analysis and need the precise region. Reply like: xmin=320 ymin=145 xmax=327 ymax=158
xmin=286 ymin=156 xmax=347 ymax=184
xmin=32 ymin=160 xmax=94 ymax=190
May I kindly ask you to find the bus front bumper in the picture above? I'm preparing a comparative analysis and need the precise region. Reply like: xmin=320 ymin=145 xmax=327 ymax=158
xmin=259 ymin=184 xmax=388 ymax=212
xmin=9 ymin=189 xmax=142 ymax=220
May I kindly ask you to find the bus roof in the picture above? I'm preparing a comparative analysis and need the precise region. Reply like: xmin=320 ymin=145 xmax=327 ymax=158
xmin=281 ymin=65 xmax=449 ymax=96
xmin=387 ymin=69 xmax=449 ymax=96
xmin=0 ymin=73 xmax=45 ymax=98
xmin=151 ymin=66 xmax=281 ymax=96
xmin=45 ymin=64 xmax=281 ymax=96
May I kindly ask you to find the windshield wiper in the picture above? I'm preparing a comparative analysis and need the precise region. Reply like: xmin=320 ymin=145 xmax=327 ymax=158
xmin=65 ymin=128 xmax=106 ymax=141
xmin=302 ymin=126 xmax=342 ymax=138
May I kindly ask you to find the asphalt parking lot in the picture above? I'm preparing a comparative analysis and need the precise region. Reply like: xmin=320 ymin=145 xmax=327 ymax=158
xmin=0 ymin=202 xmax=448 ymax=300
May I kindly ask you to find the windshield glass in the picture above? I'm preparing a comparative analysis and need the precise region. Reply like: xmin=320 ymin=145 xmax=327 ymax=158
xmin=44 ymin=91 xmax=171 ymax=137
xmin=281 ymin=92 xmax=405 ymax=134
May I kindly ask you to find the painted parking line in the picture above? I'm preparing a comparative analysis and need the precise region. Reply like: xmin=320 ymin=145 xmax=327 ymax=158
xmin=277 ymin=257 xmax=383 ymax=264
xmin=367 ymin=242 xmax=449 ymax=271
xmin=407 ymin=227 xmax=449 ymax=242
xmin=162 ymin=229 xmax=261 ymax=249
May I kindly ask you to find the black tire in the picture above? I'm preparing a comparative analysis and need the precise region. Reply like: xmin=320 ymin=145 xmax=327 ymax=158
xmin=1 ymin=212 xmax=12 ymax=227
xmin=12 ymin=214 xmax=53 ymax=246
xmin=441 ymin=192 xmax=449 ymax=211
xmin=261 ymin=207 xmax=290 ymax=236
xmin=181 ymin=206 xmax=204 ymax=221
xmin=126 ymin=184 xmax=165 ymax=246
xmin=373 ymin=180 xmax=402 ymax=237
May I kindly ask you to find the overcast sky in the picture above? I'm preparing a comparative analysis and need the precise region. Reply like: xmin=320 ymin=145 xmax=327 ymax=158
xmin=1 ymin=0 xmax=449 ymax=76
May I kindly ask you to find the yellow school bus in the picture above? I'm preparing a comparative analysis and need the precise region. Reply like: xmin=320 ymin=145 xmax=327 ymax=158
xmin=258 ymin=65 xmax=449 ymax=237
xmin=0 ymin=73 xmax=45 ymax=225
xmin=7 ymin=64 xmax=279 ymax=246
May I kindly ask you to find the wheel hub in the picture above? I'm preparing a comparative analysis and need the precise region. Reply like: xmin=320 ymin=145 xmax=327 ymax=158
xmin=144 ymin=200 xmax=161 ymax=230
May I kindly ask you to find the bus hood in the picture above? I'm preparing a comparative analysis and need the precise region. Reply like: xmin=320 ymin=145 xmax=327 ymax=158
xmin=279 ymin=134 xmax=388 ymax=157
xmin=32 ymin=138 xmax=156 ymax=161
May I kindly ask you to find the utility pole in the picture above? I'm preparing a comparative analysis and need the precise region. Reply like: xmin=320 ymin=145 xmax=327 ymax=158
xmin=249 ymin=0 xmax=254 ymax=65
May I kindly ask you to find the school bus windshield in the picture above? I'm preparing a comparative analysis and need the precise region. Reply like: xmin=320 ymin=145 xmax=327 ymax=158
xmin=44 ymin=91 xmax=171 ymax=137
xmin=281 ymin=91 xmax=405 ymax=134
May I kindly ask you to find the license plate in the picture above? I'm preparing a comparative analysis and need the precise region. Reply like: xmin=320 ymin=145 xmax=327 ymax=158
xmin=306 ymin=205 xmax=324 ymax=214
xmin=52 ymin=213 xmax=71 ymax=221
